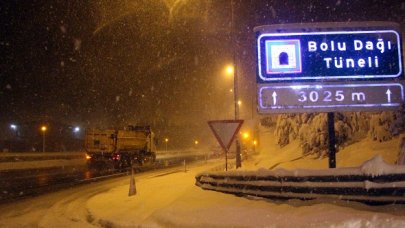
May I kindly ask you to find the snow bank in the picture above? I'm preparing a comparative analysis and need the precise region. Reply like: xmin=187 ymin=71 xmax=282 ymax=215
xmin=360 ymin=155 xmax=402 ymax=177
xmin=200 ymin=155 xmax=405 ymax=178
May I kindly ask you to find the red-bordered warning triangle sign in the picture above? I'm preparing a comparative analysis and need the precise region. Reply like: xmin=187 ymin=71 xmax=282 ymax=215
xmin=208 ymin=120 xmax=244 ymax=152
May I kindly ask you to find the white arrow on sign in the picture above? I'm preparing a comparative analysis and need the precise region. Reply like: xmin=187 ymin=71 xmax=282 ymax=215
xmin=272 ymin=91 xmax=277 ymax=105
xmin=208 ymin=120 xmax=244 ymax=152
xmin=386 ymin=89 xmax=392 ymax=103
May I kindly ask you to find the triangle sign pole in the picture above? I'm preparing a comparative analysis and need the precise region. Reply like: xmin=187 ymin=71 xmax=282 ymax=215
xmin=208 ymin=120 xmax=244 ymax=171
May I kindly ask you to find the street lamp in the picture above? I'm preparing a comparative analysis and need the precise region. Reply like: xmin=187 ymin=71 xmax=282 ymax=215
xmin=242 ymin=132 xmax=249 ymax=140
xmin=10 ymin=124 xmax=18 ymax=137
xmin=224 ymin=63 xmax=242 ymax=168
xmin=9 ymin=124 xmax=18 ymax=151
xmin=194 ymin=140 xmax=199 ymax=146
xmin=225 ymin=65 xmax=234 ymax=76
xmin=165 ymin=138 xmax=169 ymax=152
xmin=73 ymin=126 xmax=80 ymax=133
xmin=41 ymin=125 xmax=47 ymax=152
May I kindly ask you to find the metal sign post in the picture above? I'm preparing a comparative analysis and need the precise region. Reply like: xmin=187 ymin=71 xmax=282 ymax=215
xmin=254 ymin=22 xmax=404 ymax=168
xmin=327 ymin=112 xmax=336 ymax=168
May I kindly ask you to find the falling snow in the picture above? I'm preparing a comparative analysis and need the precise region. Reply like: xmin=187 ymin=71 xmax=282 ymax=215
xmin=0 ymin=1 xmax=404 ymax=226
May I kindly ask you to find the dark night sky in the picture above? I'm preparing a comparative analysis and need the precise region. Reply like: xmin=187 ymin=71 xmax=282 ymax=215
xmin=0 ymin=0 xmax=404 ymax=147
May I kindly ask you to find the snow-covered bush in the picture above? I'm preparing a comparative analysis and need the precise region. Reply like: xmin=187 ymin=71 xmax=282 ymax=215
xmin=297 ymin=114 xmax=328 ymax=157
xmin=260 ymin=116 xmax=276 ymax=128
xmin=368 ymin=106 xmax=404 ymax=142
xmin=347 ymin=112 xmax=369 ymax=139
xmin=274 ymin=113 xmax=329 ymax=157
xmin=368 ymin=112 xmax=393 ymax=142
xmin=274 ymin=114 xmax=300 ymax=147
xmin=389 ymin=105 xmax=405 ymax=136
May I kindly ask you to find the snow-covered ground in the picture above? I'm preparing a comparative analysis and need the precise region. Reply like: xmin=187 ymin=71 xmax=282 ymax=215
xmin=0 ymin=127 xmax=404 ymax=227
xmin=243 ymin=126 xmax=402 ymax=171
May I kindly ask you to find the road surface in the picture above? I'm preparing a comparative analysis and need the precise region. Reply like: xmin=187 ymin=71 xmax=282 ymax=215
xmin=0 ymin=152 xmax=206 ymax=203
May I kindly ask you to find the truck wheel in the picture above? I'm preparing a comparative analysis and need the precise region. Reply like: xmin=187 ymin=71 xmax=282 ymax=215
xmin=112 ymin=160 xmax=120 ymax=170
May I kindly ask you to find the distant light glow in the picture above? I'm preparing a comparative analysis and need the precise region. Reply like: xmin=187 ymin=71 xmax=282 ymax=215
xmin=165 ymin=138 xmax=169 ymax=143
xmin=237 ymin=100 xmax=242 ymax=106
xmin=41 ymin=126 xmax=47 ymax=132
xmin=10 ymin=124 xmax=17 ymax=130
xmin=194 ymin=140 xmax=199 ymax=145
xmin=243 ymin=132 xmax=249 ymax=140
xmin=74 ymin=126 xmax=80 ymax=133
xmin=225 ymin=65 xmax=234 ymax=75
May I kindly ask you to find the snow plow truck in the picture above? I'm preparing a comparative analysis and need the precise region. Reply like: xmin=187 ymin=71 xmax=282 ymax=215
xmin=85 ymin=125 xmax=156 ymax=169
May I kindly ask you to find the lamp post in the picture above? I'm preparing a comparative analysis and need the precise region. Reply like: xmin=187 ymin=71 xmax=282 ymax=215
xmin=10 ymin=124 xmax=17 ymax=137
xmin=9 ymin=124 xmax=18 ymax=152
xmin=230 ymin=0 xmax=242 ymax=168
xmin=41 ymin=126 xmax=47 ymax=152
xmin=165 ymin=138 xmax=169 ymax=152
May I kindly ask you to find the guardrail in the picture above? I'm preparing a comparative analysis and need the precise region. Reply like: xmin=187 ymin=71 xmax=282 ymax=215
xmin=196 ymin=156 xmax=405 ymax=204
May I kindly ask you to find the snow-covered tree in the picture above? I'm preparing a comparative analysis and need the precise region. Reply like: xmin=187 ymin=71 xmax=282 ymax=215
xmin=274 ymin=114 xmax=300 ymax=147
xmin=298 ymin=113 xmax=328 ymax=157
xmin=266 ymin=108 xmax=404 ymax=157
xmin=368 ymin=108 xmax=404 ymax=142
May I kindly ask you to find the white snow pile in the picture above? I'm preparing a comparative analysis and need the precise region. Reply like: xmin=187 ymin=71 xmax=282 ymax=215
xmin=360 ymin=155 xmax=403 ymax=177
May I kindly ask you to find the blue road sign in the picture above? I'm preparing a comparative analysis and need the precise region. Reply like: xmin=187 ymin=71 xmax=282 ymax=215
xmin=254 ymin=22 xmax=404 ymax=114
xmin=256 ymin=24 xmax=402 ymax=82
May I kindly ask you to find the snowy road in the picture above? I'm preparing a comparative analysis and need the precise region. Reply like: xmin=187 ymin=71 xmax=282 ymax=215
xmin=1 ymin=159 xmax=405 ymax=227
xmin=1 ymin=129 xmax=405 ymax=227
xmin=0 ymin=160 xmax=223 ymax=227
